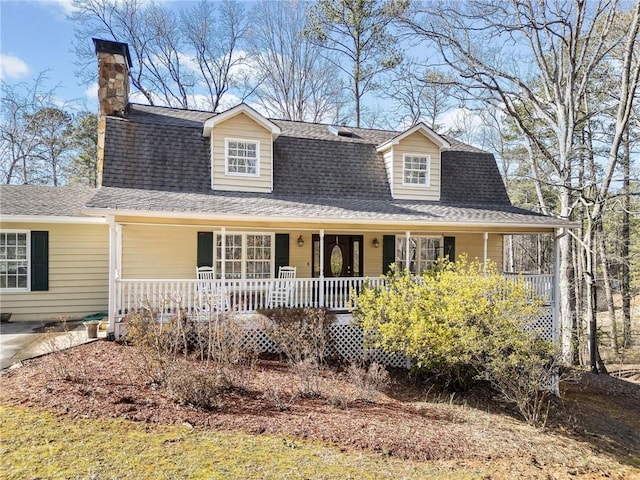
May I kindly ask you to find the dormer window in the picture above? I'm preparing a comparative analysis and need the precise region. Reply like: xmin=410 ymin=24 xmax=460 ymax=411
xmin=403 ymin=154 xmax=430 ymax=186
xmin=225 ymin=139 xmax=260 ymax=176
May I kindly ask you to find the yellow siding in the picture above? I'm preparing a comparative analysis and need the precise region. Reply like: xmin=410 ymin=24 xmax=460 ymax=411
xmin=211 ymin=113 xmax=272 ymax=193
xmin=389 ymin=132 xmax=441 ymax=200
xmin=122 ymin=225 xmax=199 ymax=279
xmin=451 ymin=233 xmax=503 ymax=269
xmin=0 ymin=223 xmax=109 ymax=321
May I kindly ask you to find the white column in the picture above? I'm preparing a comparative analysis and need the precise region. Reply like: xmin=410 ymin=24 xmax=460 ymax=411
xmin=405 ymin=231 xmax=411 ymax=271
xmin=319 ymin=229 xmax=325 ymax=307
xmin=483 ymin=232 xmax=489 ymax=274
xmin=220 ymin=227 xmax=226 ymax=279
xmin=107 ymin=216 xmax=118 ymax=334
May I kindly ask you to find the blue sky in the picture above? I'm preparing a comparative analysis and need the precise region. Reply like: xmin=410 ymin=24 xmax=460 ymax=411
xmin=0 ymin=1 xmax=93 ymax=108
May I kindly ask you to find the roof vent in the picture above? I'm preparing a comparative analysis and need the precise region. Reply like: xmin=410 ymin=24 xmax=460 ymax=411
xmin=327 ymin=125 xmax=355 ymax=137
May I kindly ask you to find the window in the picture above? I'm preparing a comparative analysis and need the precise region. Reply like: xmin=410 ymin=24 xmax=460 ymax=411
xmin=225 ymin=139 xmax=259 ymax=176
xmin=213 ymin=233 xmax=273 ymax=279
xmin=403 ymin=154 xmax=430 ymax=186
xmin=396 ymin=236 xmax=441 ymax=273
xmin=0 ymin=231 xmax=29 ymax=290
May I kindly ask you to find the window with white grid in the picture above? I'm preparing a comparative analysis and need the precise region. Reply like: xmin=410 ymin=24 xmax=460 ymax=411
xmin=396 ymin=236 xmax=441 ymax=273
xmin=0 ymin=231 xmax=29 ymax=290
xmin=214 ymin=233 xmax=273 ymax=279
xmin=246 ymin=234 xmax=272 ymax=279
xmin=225 ymin=139 xmax=259 ymax=176
xmin=403 ymin=154 xmax=430 ymax=186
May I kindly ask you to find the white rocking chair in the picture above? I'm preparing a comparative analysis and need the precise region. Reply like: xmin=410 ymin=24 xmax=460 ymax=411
xmin=195 ymin=266 xmax=228 ymax=316
xmin=267 ymin=266 xmax=297 ymax=308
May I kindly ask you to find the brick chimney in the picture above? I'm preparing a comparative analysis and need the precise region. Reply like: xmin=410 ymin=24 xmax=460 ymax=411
xmin=93 ymin=38 xmax=132 ymax=187
xmin=93 ymin=38 xmax=132 ymax=117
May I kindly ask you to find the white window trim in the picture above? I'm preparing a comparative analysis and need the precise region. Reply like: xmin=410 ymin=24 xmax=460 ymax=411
xmin=0 ymin=229 xmax=31 ymax=293
xmin=395 ymin=235 xmax=442 ymax=273
xmin=224 ymin=138 xmax=260 ymax=177
xmin=402 ymin=153 xmax=430 ymax=187
xmin=213 ymin=232 xmax=275 ymax=279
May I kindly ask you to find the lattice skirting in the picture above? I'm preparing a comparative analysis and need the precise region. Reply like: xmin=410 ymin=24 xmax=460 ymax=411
xmin=114 ymin=309 xmax=554 ymax=370
xmin=114 ymin=313 xmax=411 ymax=369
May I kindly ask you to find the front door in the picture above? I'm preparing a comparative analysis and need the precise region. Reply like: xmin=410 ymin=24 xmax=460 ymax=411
xmin=312 ymin=235 xmax=363 ymax=277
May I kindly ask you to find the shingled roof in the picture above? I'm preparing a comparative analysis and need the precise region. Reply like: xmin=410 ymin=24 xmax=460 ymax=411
xmin=0 ymin=185 xmax=98 ymax=217
xmin=101 ymin=104 xmax=509 ymax=204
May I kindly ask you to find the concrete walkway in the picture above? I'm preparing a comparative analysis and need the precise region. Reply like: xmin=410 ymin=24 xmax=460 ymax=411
xmin=0 ymin=320 xmax=105 ymax=370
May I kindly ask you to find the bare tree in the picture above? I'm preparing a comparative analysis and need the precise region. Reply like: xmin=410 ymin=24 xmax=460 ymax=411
xmin=402 ymin=0 xmax=639 ymax=367
xmin=70 ymin=0 xmax=249 ymax=110
xmin=247 ymin=0 xmax=346 ymax=122
xmin=385 ymin=62 xmax=456 ymax=129
xmin=304 ymin=0 xmax=404 ymax=127
xmin=0 ymin=74 xmax=71 ymax=185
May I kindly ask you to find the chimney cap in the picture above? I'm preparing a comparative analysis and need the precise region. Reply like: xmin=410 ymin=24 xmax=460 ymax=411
xmin=92 ymin=38 xmax=132 ymax=67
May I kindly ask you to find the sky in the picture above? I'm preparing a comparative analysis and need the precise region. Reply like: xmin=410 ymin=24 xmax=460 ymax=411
xmin=0 ymin=0 xmax=485 ymax=133
xmin=0 ymin=0 xmax=94 ymax=108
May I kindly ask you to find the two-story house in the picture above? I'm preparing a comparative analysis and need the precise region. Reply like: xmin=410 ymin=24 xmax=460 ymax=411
xmin=0 ymin=39 xmax=571 ymax=340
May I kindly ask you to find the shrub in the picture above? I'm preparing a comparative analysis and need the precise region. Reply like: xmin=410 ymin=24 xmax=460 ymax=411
xmin=346 ymin=362 xmax=391 ymax=403
xmin=353 ymin=257 xmax=559 ymax=425
xmin=259 ymin=307 xmax=335 ymax=397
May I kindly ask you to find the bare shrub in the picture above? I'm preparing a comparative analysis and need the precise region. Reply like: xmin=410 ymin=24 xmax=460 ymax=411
xmin=346 ymin=362 xmax=391 ymax=403
xmin=165 ymin=361 xmax=228 ymax=410
xmin=262 ymin=386 xmax=297 ymax=411
xmin=259 ymin=307 xmax=335 ymax=397
xmin=43 ymin=317 xmax=88 ymax=383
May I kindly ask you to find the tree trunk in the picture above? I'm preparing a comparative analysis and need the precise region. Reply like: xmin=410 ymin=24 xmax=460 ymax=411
xmin=597 ymin=221 xmax=618 ymax=353
xmin=621 ymin=128 xmax=631 ymax=348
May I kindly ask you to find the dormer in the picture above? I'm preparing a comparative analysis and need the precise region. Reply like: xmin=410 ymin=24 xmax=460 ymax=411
xmin=376 ymin=123 xmax=451 ymax=200
xmin=203 ymin=104 xmax=281 ymax=193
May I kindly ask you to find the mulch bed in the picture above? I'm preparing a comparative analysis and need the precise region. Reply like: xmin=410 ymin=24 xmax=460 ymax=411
xmin=2 ymin=340 xmax=639 ymax=472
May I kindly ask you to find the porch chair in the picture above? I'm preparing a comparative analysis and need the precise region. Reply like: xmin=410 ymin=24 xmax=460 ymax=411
xmin=267 ymin=266 xmax=297 ymax=308
xmin=194 ymin=266 xmax=229 ymax=317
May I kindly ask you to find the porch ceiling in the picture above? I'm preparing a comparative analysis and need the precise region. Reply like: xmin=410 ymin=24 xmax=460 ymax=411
xmin=83 ymin=186 xmax=574 ymax=231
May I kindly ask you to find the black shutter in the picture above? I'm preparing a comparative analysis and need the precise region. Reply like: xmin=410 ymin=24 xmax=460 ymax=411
xmin=382 ymin=235 xmax=396 ymax=274
xmin=443 ymin=236 xmax=456 ymax=262
xmin=197 ymin=232 xmax=213 ymax=267
xmin=31 ymin=231 xmax=48 ymax=291
xmin=275 ymin=234 xmax=290 ymax=272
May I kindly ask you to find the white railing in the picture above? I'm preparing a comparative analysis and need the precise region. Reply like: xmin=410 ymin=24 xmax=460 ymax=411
xmin=116 ymin=277 xmax=387 ymax=316
xmin=504 ymin=273 xmax=554 ymax=304
xmin=116 ymin=273 xmax=553 ymax=316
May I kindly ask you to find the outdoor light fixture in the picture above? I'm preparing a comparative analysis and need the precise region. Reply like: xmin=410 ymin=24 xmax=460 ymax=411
xmin=297 ymin=235 xmax=304 ymax=247
xmin=372 ymin=237 xmax=380 ymax=248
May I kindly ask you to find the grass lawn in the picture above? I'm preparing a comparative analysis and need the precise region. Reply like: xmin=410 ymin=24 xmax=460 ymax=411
xmin=1 ymin=405 xmax=467 ymax=480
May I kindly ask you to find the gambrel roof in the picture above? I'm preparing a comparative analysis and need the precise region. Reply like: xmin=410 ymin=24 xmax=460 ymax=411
xmin=101 ymin=104 xmax=508 ymax=203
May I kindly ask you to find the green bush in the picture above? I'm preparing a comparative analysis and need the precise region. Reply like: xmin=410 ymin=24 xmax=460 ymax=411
xmin=353 ymin=257 xmax=559 ymax=425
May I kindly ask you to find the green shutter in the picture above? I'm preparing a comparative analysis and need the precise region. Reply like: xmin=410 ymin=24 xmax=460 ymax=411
xmin=197 ymin=232 xmax=213 ymax=267
xmin=443 ymin=236 xmax=456 ymax=262
xmin=275 ymin=234 xmax=290 ymax=272
xmin=382 ymin=235 xmax=396 ymax=274
xmin=31 ymin=231 xmax=48 ymax=291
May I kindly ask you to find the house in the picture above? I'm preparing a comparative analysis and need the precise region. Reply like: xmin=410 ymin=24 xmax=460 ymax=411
xmin=0 ymin=39 xmax=571 ymax=340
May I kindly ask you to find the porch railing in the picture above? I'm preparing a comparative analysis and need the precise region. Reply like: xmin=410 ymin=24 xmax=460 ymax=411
xmin=115 ymin=273 xmax=553 ymax=317
xmin=115 ymin=277 xmax=386 ymax=316
xmin=504 ymin=273 xmax=554 ymax=304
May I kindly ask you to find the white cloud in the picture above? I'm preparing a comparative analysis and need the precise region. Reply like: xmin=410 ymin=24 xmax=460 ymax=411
xmin=85 ymin=82 xmax=98 ymax=99
xmin=0 ymin=54 xmax=30 ymax=80
xmin=39 ymin=0 xmax=77 ymax=15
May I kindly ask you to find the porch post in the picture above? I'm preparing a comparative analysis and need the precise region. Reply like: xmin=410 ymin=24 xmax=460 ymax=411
xmin=405 ymin=231 xmax=410 ymax=271
xmin=319 ymin=229 xmax=325 ymax=307
xmin=107 ymin=216 xmax=118 ymax=335
xmin=483 ymin=232 xmax=489 ymax=274
xmin=220 ymin=227 xmax=226 ymax=279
